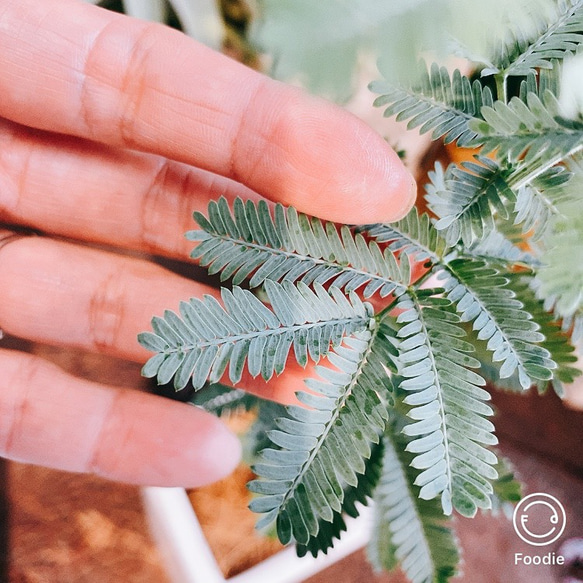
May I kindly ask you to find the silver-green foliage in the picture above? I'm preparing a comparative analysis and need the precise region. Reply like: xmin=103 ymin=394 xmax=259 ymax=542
xmin=425 ymin=157 xmax=514 ymax=247
xmin=439 ymin=258 xmax=556 ymax=389
xmin=488 ymin=0 xmax=583 ymax=76
xmin=369 ymin=421 xmax=459 ymax=582
xmin=138 ymin=279 xmax=372 ymax=389
xmin=370 ymin=63 xmax=494 ymax=147
xmin=296 ymin=440 xmax=386 ymax=558
xmin=363 ymin=206 xmax=449 ymax=264
xmin=251 ymin=0 xmax=449 ymax=101
xmin=395 ymin=291 xmax=497 ymax=517
xmin=373 ymin=11 xmax=583 ymax=328
xmin=470 ymin=91 xmax=583 ymax=164
xmin=248 ymin=327 xmax=392 ymax=545
xmin=137 ymin=5 xmax=583 ymax=583
xmin=188 ymin=197 xmax=409 ymax=296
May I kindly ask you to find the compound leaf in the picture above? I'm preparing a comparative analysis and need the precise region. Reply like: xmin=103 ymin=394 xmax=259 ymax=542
xmin=362 ymin=207 xmax=450 ymax=266
xmin=248 ymin=325 xmax=395 ymax=546
xmin=439 ymin=258 xmax=557 ymax=389
xmin=395 ymin=292 xmax=498 ymax=517
xmin=188 ymin=197 xmax=409 ymax=298
xmin=139 ymin=280 xmax=372 ymax=390
xmin=426 ymin=158 xmax=515 ymax=247
xmin=371 ymin=62 xmax=493 ymax=147
xmin=489 ymin=0 xmax=583 ymax=76
xmin=368 ymin=418 xmax=460 ymax=582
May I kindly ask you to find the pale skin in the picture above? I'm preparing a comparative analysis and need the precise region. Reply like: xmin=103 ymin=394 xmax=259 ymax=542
xmin=0 ymin=0 xmax=416 ymax=488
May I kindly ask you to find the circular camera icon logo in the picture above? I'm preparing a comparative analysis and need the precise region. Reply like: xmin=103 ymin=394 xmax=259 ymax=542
xmin=513 ymin=493 xmax=567 ymax=546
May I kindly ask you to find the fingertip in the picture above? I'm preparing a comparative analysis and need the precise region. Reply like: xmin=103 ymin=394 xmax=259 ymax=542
xmin=157 ymin=403 xmax=242 ymax=488
xmin=192 ymin=410 xmax=242 ymax=484
xmin=251 ymin=89 xmax=417 ymax=225
xmin=91 ymin=391 xmax=242 ymax=488
xmin=337 ymin=122 xmax=418 ymax=224
xmin=382 ymin=166 xmax=418 ymax=223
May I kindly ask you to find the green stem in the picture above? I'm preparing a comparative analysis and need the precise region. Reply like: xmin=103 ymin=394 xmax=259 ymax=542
xmin=509 ymin=143 xmax=583 ymax=190
xmin=494 ymin=73 xmax=508 ymax=103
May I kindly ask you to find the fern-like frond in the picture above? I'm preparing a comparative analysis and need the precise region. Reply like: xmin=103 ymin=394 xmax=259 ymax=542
xmin=395 ymin=291 xmax=498 ymax=517
xmin=138 ymin=280 xmax=372 ymax=390
xmin=296 ymin=441 xmax=385 ymax=558
xmin=187 ymin=197 xmax=408 ymax=297
xmin=371 ymin=63 xmax=493 ymax=147
xmin=439 ymin=258 xmax=556 ymax=389
xmin=518 ymin=67 xmax=562 ymax=102
xmin=362 ymin=207 xmax=449 ymax=265
xmin=512 ymin=164 xmax=572 ymax=239
xmin=535 ymin=190 xmax=583 ymax=320
xmin=425 ymin=158 xmax=515 ymax=246
xmin=470 ymin=92 xmax=583 ymax=164
xmin=368 ymin=420 xmax=459 ymax=582
xmin=490 ymin=0 xmax=583 ymax=76
xmin=248 ymin=326 xmax=395 ymax=546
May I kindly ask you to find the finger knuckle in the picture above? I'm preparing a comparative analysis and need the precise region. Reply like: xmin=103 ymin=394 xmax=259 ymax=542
xmin=89 ymin=267 xmax=128 ymax=353
xmin=79 ymin=18 xmax=159 ymax=147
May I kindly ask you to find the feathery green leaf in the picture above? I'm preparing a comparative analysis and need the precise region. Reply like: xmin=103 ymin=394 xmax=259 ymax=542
xmin=511 ymin=164 xmax=573 ymax=239
xmin=248 ymin=326 xmax=395 ymax=545
xmin=470 ymin=91 xmax=583 ymax=164
xmin=296 ymin=441 xmax=385 ymax=558
xmin=362 ymin=207 xmax=449 ymax=266
xmin=535 ymin=164 xmax=583 ymax=319
xmin=188 ymin=197 xmax=409 ymax=298
xmin=464 ymin=228 xmax=538 ymax=267
xmin=139 ymin=280 xmax=372 ymax=390
xmin=371 ymin=62 xmax=493 ymax=147
xmin=511 ymin=274 xmax=581 ymax=395
xmin=518 ymin=67 xmax=562 ymax=102
xmin=426 ymin=158 xmax=515 ymax=247
xmin=395 ymin=292 xmax=498 ymax=517
xmin=439 ymin=258 xmax=556 ymax=389
xmin=489 ymin=0 xmax=583 ymax=76
xmin=368 ymin=418 xmax=460 ymax=582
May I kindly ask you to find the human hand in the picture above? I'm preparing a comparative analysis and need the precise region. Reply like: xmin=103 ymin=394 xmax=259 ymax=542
xmin=0 ymin=0 xmax=416 ymax=488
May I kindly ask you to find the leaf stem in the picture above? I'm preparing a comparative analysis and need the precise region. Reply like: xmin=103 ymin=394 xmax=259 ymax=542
xmin=509 ymin=143 xmax=583 ymax=190
xmin=494 ymin=73 xmax=508 ymax=103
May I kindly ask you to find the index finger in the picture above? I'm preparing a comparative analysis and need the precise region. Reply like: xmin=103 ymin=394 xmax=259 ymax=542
xmin=0 ymin=0 xmax=416 ymax=224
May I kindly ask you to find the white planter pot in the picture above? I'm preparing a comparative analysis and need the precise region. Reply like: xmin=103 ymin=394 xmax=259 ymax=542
xmin=142 ymin=487 xmax=374 ymax=583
